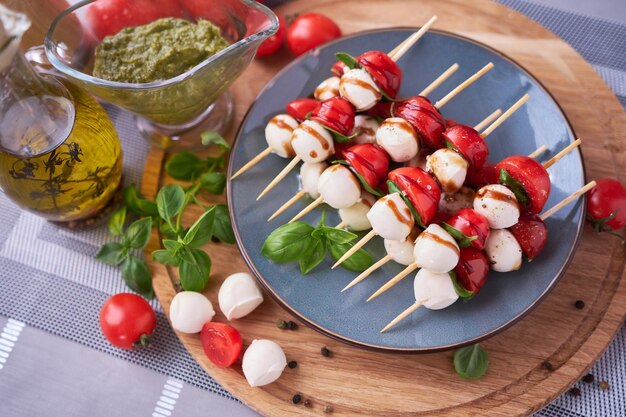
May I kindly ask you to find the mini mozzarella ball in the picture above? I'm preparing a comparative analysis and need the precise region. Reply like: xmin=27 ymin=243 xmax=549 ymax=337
xmin=485 ymin=229 xmax=523 ymax=272
xmin=413 ymin=269 xmax=459 ymax=310
xmin=339 ymin=68 xmax=382 ymax=111
xmin=384 ymin=239 xmax=415 ymax=265
xmin=265 ymin=114 xmax=298 ymax=158
xmin=300 ymin=162 xmax=327 ymax=199
xmin=405 ymin=148 xmax=432 ymax=170
xmin=242 ymin=339 xmax=287 ymax=387
xmin=413 ymin=224 xmax=460 ymax=273
xmin=367 ymin=193 xmax=414 ymax=241
xmin=314 ymin=76 xmax=340 ymax=101
xmin=375 ymin=117 xmax=419 ymax=162
xmin=474 ymin=184 xmax=520 ymax=229
xmin=353 ymin=115 xmax=379 ymax=144
xmin=338 ymin=191 xmax=375 ymax=231
xmin=439 ymin=186 xmax=475 ymax=218
xmin=317 ymin=165 xmax=361 ymax=209
xmin=291 ymin=120 xmax=334 ymax=163
xmin=169 ymin=292 xmax=215 ymax=334
xmin=426 ymin=148 xmax=469 ymax=194
xmin=218 ymin=272 xmax=264 ymax=321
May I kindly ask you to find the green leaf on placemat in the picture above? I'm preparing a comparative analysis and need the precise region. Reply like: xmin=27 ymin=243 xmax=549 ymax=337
xmin=454 ymin=344 xmax=489 ymax=379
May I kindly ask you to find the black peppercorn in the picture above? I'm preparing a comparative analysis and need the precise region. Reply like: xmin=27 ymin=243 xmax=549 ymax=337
xmin=276 ymin=320 xmax=287 ymax=329
xmin=582 ymin=374 xmax=594 ymax=383
xmin=288 ymin=360 xmax=298 ymax=369
xmin=542 ymin=361 xmax=554 ymax=371
xmin=568 ymin=387 xmax=581 ymax=397
xmin=303 ymin=399 xmax=312 ymax=408
xmin=321 ymin=346 xmax=331 ymax=357
xmin=575 ymin=300 xmax=585 ymax=309
xmin=287 ymin=321 xmax=297 ymax=330
xmin=292 ymin=394 xmax=302 ymax=404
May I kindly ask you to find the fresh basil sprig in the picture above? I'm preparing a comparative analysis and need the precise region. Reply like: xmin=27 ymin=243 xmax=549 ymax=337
xmin=453 ymin=344 xmax=489 ymax=379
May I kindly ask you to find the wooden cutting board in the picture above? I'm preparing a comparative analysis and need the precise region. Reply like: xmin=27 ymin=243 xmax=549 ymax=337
xmin=143 ymin=0 xmax=626 ymax=415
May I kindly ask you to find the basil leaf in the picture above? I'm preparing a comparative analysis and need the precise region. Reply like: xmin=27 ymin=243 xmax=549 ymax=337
xmin=499 ymin=169 xmax=529 ymax=207
xmin=453 ymin=344 xmax=489 ymax=379
xmin=329 ymin=242 xmax=374 ymax=272
xmin=387 ymin=180 xmax=424 ymax=227
xmin=159 ymin=222 xmax=179 ymax=240
xmin=165 ymin=152 xmax=206 ymax=181
xmin=156 ymin=184 xmax=185 ymax=222
xmin=124 ymin=217 xmax=152 ymax=249
xmin=183 ymin=206 xmax=216 ymax=248
xmin=201 ymin=131 xmax=230 ymax=153
xmin=328 ymin=128 xmax=357 ymax=144
xmin=299 ymin=238 xmax=327 ymax=274
xmin=445 ymin=140 xmax=461 ymax=154
xmin=121 ymin=255 xmax=154 ymax=299
xmin=96 ymin=242 xmax=127 ymax=266
xmin=179 ymin=249 xmax=211 ymax=291
xmin=200 ymin=172 xmax=227 ymax=195
xmin=311 ymin=228 xmax=326 ymax=240
xmin=108 ymin=206 xmax=127 ymax=237
xmin=262 ymin=222 xmax=315 ymax=263
xmin=332 ymin=160 xmax=384 ymax=197
xmin=334 ymin=52 xmax=358 ymax=69
xmin=162 ymin=239 xmax=182 ymax=253
xmin=152 ymin=249 xmax=181 ymax=266
xmin=441 ymin=222 xmax=477 ymax=248
xmin=124 ymin=185 xmax=158 ymax=217
xmin=213 ymin=204 xmax=235 ymax=244
xmin=450 ymin=271 xmax=474 ymax=300
xmin=319 ymin=226 xmax=357 ymax=244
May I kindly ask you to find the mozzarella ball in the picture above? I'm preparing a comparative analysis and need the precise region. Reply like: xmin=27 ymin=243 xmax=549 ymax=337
xmin=405 ymin=148 xmax=432 ymax=170
xmin=439 ymin=186 xmax=475 ymax=218
xmin=375 ymin=117 xmax=419 ymax=162
xmin=413 ymin=224 xmax=460 ymax=273
xmin=473 ymin=184 xmax=520 ymax=229
xmin=367 ymin=193 xmax=414 ymax=241
xmin=218 ymin=272 xmax=264 ymax=321
xmin=300 ymin=162 xmax=328 ymax=198
xmin=265 ymin=114 xmax=298 ymax=158
xmin=426 ymin=148 xmax=469 ymax=194
xmin=485 ymin=229 xmax=523 ymax=272
xmin=338 ymin=191 xmax=376 ymax=231
xmin=339 ymin=68 xmax=382 ymax=111
xmin=291 ymin=120 xmax=334 ymax=163
xmin=169 ymin=292 xmax=215 ymax=334
xmin=314 ymin=76 xmax=340 ymax=101
xmin=353 ymin=115 xmax=379 ymax=144
xmin=317 ymin=165 xmax=361 ymax=209
xmin=413 ymin=269 xmax=459 ymax=310
xmin=242 ymin=339 xmax=287 ymax=387
xmin=384 ymin=239 xmax=415 ymax=265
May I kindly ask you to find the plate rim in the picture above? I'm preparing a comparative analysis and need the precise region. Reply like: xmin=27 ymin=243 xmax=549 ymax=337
xmin=226 ymin=27 xmax=587 ymax=353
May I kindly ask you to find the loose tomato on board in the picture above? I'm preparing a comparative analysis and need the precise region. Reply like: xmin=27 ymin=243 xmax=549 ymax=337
xmin=310 ymin=97 xmax=355 ymax=136
xmin=587 ymin=178 xmax=626 ymax=234
xmin=388 ymin=167 xmax=441 ymax=226
xmin=256 ymin=13 xmax=286 ymax=57
xmin=286 ymin=13 xmax=341 ymax=56
xmin=443 ymin=124 xmax=489 ymax=169
xmin=443 ymin=208 xmax=490 ymax=250
xmin=285 ymin=98 xmax=319 ymax=122
xmin=454 ymin=247 xmax=489 ymax=295
xmin=356 ymin=51 xmax=402 ymax=98
xmin=99 ymin=293 xmax=156 ymax=349
xmin=343 ymin=143 xmax=390 ymax=190
xmin=200 ymin=322 xmax=243 ymax=368
xmin=495 ymin=155 xmax=551 ymax=214
xmin=509 ymin=211 xmax=548 ymax=260
xmin=393 ymin=96 xmax=446 ymax=149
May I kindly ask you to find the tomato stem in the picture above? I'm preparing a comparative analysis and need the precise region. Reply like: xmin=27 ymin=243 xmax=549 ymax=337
xmin=134 ymin=334 xmax=153 ymax=348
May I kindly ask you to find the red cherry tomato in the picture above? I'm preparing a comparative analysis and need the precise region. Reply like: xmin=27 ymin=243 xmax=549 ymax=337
xmin=465 ymin=163 xmax=498 ymax=189
xmin=286 ymin=13 xmax=341 ymax=56
xmin=366 ymin=101 xmax=393 ymax=120
xmin=393 ymin=96 xmax=446 ymax=149
xmin=285 ymin=98 xmax=319 ymax=122
xmin=356 ymin=51 xmax=402 ymax=99
xmin=444 ymin=208 xmax=490 ymax=250
xmin=509 ymin=211 xmax=548 ymax=260
xmin=331 ymin=60 xmax=348 ymax=77
xmin=446 ymin=119 xmax=459 ymax=128
xmin=443 ymin=124 xmax=489 ymax=169
xmin=454 ymin=247 xmax=489 ymax=295
xmin=343 ymin=143 xmax=390 ymax=189
xmin=200 ymin=322 xmax=243 ymax=368
xmin=310 ymin=97 xmax=355 ymax=136
xmin=388 ymin=167 xmax=441 ymax=226
xmin=587 ymin=178 xmax=626 ymax=233
xmin=256 ymin=13 xmax=286 ymax=57
xmin=495 ymin=155 xmax=551 ymax=214
xmin=99 ymin=293 xmax=156 ymax=350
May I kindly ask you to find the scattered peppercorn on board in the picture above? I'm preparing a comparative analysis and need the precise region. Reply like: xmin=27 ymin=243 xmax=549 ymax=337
xmin=145 ymin=0 xmax=626 ymax=415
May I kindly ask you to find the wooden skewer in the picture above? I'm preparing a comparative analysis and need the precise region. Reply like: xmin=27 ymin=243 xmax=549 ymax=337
xmin=268 ymin=190 xmax=306 ymax=221
xmin=418 ymin=63 xmax=459 ymax=97
xmin=434 ymin=62 xmax=494 ymax=109
xmin=335 ymin=220 xmax=348 ymax=229
xmin=543 ymin=138 xmax=582 ymax=169
xmin=540 ymin=181 xmax=596 ymax=221
xmin=480 ymin=94 xmax=529 ymax=138
xmin=256 ymin=156 xmax=302 ymax=200
xmin=331 ymin=229 xmax=377 ymax=269
xmin=528 ymin=145 xmax=548 ymax=159
xmin=341 ymin=255 xmax=392 ymax=292
xmin=380 ymin=300 xmax=424 ymax=333
xmin=288 ymin=196 xmax=324 ymax=223
xmin=231 ymin=147 xmax=273 ymax=180
xmin=474 ymin=109 xmax=502 ymax=133
xmin=388 ymin=16 xmax=438 ymax=61
xmin=367 ymin=263 xmax=419 ymax=301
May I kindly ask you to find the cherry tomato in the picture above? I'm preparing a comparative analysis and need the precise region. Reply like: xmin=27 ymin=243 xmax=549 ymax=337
xmin=200 ymin=322 xmax=243 ymax=368
xmin=443 ymin=124 xmax=489 ymax=169
xmin=357 ymin=51 xmax=402 ymax=99
xmin=388 ymin=167 xmax=441 ymax=226
xmin=343 ymin=143 xmax=390 ymax=189
xmin=495 ymin=155 xmax=551 ymax=214
xmin=393 ymin=96 xmax=446 ymax=149
xmin=446 ymin=119 xmax=459 ymax=128
xmin=587 ymin=178 xmax=626 ymax=233
xmin=454 ymin=247 xmax=489 ymax=295
xmin=256 ymin=13 xmax=286 ymax=58
xmin=509 ymin=211 xmax=548 ymax=260
xmin=331 ymin=60 xmax=348 ymax=77
xmin=99 ymin=293 xmax=156 ymax=349
xmin=285 ymin=98 xmax=319 ymax=122
xmin=286 ymin=13 xmax=341 ymax=56
xmin=310 ymin=97 xmax=355 ymax=136
xmin=465 ymin=163 xmax=498 ymax=189
xmin=366 ymin=101 xmax=393 ymax=120
xmin=444 ymin=208 xmax=490 ymax=250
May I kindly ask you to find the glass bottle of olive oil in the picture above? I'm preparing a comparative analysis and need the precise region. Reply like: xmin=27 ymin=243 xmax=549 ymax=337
xmin=0 ymin=7 xmax=122 ymax=222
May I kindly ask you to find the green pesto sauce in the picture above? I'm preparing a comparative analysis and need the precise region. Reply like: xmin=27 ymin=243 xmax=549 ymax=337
xmin=93 ymin=18 xmax=229 ymax=84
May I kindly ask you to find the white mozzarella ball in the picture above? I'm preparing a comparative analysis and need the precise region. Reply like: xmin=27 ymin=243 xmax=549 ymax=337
xmin=317 ymin=165 xmax=361 ymax=209
xmin=439 ymin=186 xmax=475 ymax=218
xmin=314 ymin=76 xmax=340 ymax=101
xmin=426 ymin=148 xmax=469 ymax=194
xmin=485 ymin=229 xmax=523 ymax=272
xmin=218 ymin=272 xmax=264 ymax=321
xmin=169 ymin=292 xmax=215 ymax=334
xmin=265 ymin=114 xmax=298 ymax=158
xmin=473 ymin=184 xmax=520 ymax=229
xmin=375 ymin=117 xmax=419 ymax=162
xmin=338 ymin=191 xmax=376 ymax=231
xmin=384 ymin=239 xmax=415 ymax=265
xmin=339 ymin=68 xmax=382 ymax=111
xmin=413 ymin=269 xmax=459 ymax=310
xmin=367 ymin=193 xmax=414 ymax=241
xmin=405 ymin=148 xmax=432 ymax=170
xmin=413 ymin=224 xmax=460 ymax=273
xmin=291 ymin=120 xmax=334 ymax=163
xmin=242 ymin=339 xmax=287 ymax=387
xmin=300 ymin=162 xmax=328 ymax=198
xmin=353 ymin=115 xmax=379 ymax=144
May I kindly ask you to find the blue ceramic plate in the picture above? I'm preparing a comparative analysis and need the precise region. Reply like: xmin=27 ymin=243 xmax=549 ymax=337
xmin=227 ymin=29 xmax=585 ymax=353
